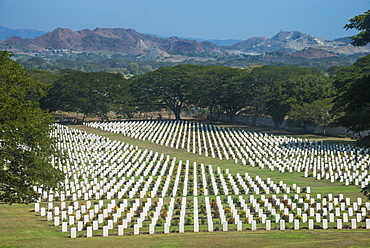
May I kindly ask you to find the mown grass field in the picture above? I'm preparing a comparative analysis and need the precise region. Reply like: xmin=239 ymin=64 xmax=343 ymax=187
xmin=1 ymin=124 xmax=369 ymax=248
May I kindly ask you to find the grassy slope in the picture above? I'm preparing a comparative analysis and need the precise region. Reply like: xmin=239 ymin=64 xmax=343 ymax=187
xmin=1 ymin=124 xmax=369 ymax=248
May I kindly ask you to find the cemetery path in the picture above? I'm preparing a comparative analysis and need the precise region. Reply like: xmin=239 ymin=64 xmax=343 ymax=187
xmin=69 ymin=125 xmax=365 ymax=200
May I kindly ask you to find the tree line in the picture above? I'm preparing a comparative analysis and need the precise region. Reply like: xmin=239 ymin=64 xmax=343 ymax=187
xmin=33 ymin=54 xmax=368 ymax=137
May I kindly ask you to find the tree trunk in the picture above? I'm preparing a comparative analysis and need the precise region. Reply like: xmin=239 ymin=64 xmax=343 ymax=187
xmin=229 ymin=114 xmax=234 ymax=122
xmin=270 ymin=108 xmax=287 ymax=130
xmin=272 ymin=115 xmax=284 ymax=130
xmin=173 ymin=109 xmax=181 ymax=120
xmin=208 ymin=108 xmax=214 ymax=121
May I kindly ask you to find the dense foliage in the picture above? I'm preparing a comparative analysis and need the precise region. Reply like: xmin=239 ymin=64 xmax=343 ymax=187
xmin=332 ymin=55 xmax=370 ymax=136
xmin=0 ymin=51 xmax=64 ymax=204
xmin=128 ymin=64 xmax=333 ymax=129
xmin=15 ymin=52 xmax=170 ymax=76
xmin=41 ymin=70 xmax=131 ymax=121
xmin=14 ymin=49 xmax=364 ymax=76
xmin=345 ymin=9 xmax=370 ymax=47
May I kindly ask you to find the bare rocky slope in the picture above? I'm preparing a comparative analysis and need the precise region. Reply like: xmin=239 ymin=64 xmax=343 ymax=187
xmin=1 ymin=28 xmax=369 ymax=59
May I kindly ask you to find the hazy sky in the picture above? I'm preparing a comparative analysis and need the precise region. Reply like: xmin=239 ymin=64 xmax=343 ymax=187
xmin=1 ymin=0 xmax=368 ymax=40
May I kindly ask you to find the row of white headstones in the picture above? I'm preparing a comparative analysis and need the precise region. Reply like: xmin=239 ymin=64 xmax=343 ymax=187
xmin=85 ymin=120 xmax=370 ymax=187
xmin=40 ymin=124 xmax=308 ymax=202
xmin=33 ymin=123 xmax=370 ymax=237
xmin=35 ymin=194 xmax=370 ymax=238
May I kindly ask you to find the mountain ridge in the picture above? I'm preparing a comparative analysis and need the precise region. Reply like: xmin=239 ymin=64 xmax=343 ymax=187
xmin=1 ymin=27 xmax=369 ymax=60
xmin=0 ymin=25 xmax=46 ymax=41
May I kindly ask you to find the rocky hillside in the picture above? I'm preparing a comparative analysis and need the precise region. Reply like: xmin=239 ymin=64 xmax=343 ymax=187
xmin=1 ymin=28 xmax=369 ymax=59
xmin=226 ymin=31 xmax=370 ymax=55
xmin=291 ymin=47 xmax=338 ymax=59
xmin=0 ymin=27 xmax=219 ymax=58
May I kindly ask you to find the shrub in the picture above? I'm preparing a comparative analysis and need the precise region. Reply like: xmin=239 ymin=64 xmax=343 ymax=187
xmin=185 ymin=217 xmax=193 ymax=225
xmin=228 ymin=217 xmax=235 ymax=224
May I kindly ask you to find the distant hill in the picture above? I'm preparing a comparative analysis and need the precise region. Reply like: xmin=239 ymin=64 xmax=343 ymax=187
xmin=0 ymin=27 xmax=220 ymax=59
xmin=176 ymin=37 xmax=243 ymax=46
xmin=334 ymin=37 xmax=353 ymax=45
xmin=1 ymin=27 xmax=369 ymax=60
xmin=149 ymin=34 xmax=242 ymax=46
xmin=291 ymin=47 xmax=338 ymax=59
xmin=0 ymin=25 xmax=45 ymax=41
xmin=227 ymin=31 xmax=370 ymax=55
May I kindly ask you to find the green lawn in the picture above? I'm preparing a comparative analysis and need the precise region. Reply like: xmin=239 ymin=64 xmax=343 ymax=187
xmin=1 ymin=124 xmax=369 ymax=247
xmin=1 ymin=202 xmax=370 ymax=248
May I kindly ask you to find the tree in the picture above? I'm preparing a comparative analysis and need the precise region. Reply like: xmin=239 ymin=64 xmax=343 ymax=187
xmin=360 ymin=183 xmax=370 ymax=200
xmin=0 ymin=51 xmax=64 ymax=204
xmin=129 ymin=64 xmax=197 ymax=120
xmin=27 ymin=69 xmax=60 ymax=85
xmin=248 ymin=65 xmax=330 ymax=129
xmin=141 ymin=65 xmax=153 ymax=74
xmin=332 ymin=55 xmax=370 ymax=137
xmin=344 ymin=9 xmax=370 ymax=46
xmin=289 ymin=98 xmax=335 ymax=135
xmin=189 ymin=66 xmax=243 ymax=121
xmin=43 ymin=71 xmax=130 ymax=121
xmin=127 ymin=62 xmax=140 ymax=75
xmin=219 ymin=75 xmax=250 ymax=122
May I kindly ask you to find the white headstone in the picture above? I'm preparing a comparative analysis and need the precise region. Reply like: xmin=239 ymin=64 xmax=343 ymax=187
xmin=222 ymin=222 xmax=228 ymax=232
xmin=164 ymin=223 xmax=170 ymax=234
xmin=179 ymin=222 xmax=185 ymax=233
xmin=366 ymin=219 xmax=370 ymax=229
xmin=194 ymin=221 xmax=199 ymax=232
xmin=34 ymin=203 xmax=40 ymax=212
xmin=103 ymin=226 xmax=109 ymax=237
xmin=118 ymin=225 xmax=124 ymax=236
xmin=149 ymin=223 xmax=155 ymax=234
xmin=62 ymin=222 xmax=68 ymax=232
xmin=77 ymin=221 xmax=83 ymax=231
xmin=294 ymin=219 xmax=299 ymax=230
xmin=323 ymin=219 xmax=328 ymax=229
xmin=251 ymin=220 xmax=257 ymax=231
xmin=308 ymin=219 xmax=314 ymax=230
xmin=265 ymin=220 xmax=271 ymax=231
xmin=134 ymin=224 xmax=140 ymax=235
xmin=93 ymin=220 xmax=98 ymax=230
xmin=351 ymin=219 xmax=357 ymax=229
xmin=280 ymin=220 xmax=285 ymax=230
xmin=70 ymin=227 xmax=76 ymax=238
xmin=87 ymin=226 xmax=92 ymax=238
xmin=54 ymin=216 xmax=60 ymax=226
xmin=208 ymin=221 xmax=213 ymax=232
xmin=47 ymin=212 xmax=53 ymax=221
xmin=337 ymin=219 xmax=342 ymax=230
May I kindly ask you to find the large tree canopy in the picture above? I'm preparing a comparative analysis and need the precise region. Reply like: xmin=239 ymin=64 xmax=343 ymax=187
xmin=43 ymin=71 xmax=130 ymax=121
xmin=332 ymin=55 xmax=370 ymax=135
xmin=289 ymin=97 xmax=335 ymax=134
xmin=129 ymin=64 xmax=201 ymax=120
xmin=129 ymin=64 xmax=246 ymax=121
xmin=245 ymin=65 xmax=332 ymax=129
xmin=0 ymin=51 xmax=64 ymax=204
xmin=344 ymin=9 xmax=370 ymax=46
xmin=187 ymin=65 xmax=244 ymax=121
xmin=129 ymin=64 xmax=332 ymax=126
